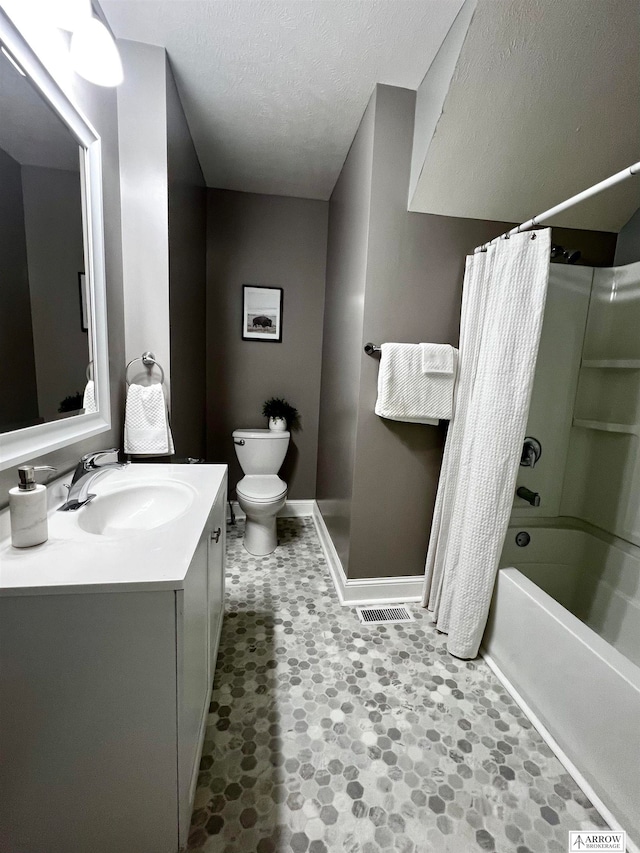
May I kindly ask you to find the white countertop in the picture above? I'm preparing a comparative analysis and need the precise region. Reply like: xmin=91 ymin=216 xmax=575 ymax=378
xmin=0 ymin=464 xmax=227 ymax=597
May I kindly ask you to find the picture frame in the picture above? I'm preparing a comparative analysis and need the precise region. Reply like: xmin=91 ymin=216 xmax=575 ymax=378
xmin=242 ymin=285 xmax=283 ymax=342
xmin=78 ymin=271 xmax=89 ymax=332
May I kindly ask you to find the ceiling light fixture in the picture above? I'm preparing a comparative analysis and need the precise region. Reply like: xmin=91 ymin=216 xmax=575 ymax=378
xmin=53 ymin=0 xmax=92 ymax=33
xmin=69 ymin=14 xmax=123 ymax=87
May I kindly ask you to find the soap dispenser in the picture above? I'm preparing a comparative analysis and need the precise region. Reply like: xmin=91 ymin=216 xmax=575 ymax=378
xmin=9 ymin=466 xmax=57 ymax=548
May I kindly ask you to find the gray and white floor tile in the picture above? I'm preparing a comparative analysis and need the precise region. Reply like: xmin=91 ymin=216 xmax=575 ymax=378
xmin=187 ymin=518 xmax=607 ymax=853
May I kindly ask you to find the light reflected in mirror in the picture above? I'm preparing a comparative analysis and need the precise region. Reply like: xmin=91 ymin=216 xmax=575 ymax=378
xmin=0 ymin=44 xmax=93 ymax=435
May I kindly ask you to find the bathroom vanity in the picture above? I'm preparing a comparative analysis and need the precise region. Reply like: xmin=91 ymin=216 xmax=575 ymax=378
xmin=0 ymin=464 xmax=227 ymax=853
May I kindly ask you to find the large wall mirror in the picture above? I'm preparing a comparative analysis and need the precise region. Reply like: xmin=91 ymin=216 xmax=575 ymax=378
xmin=0 ymin=9 xmax=110 ymax=470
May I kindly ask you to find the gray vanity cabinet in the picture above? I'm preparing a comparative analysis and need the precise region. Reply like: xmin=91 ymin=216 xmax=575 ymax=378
xmin=177 ymin=495 xmax=226 ymax=847
xmin=0 ymin=471 xmax=227 ymax=853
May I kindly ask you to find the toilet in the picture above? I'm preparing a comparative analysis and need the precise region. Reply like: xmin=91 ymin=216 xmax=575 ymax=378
xmin=232 ymin=428 xmax=290 ymax=556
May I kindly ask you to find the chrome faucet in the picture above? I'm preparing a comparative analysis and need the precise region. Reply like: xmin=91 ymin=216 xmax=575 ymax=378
xmin=58 ymin=449 xmax=129 ymax=511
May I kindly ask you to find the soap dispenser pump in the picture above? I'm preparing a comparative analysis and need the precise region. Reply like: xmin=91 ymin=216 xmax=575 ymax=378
xmin=9 ymin=466 xmax=57 ymax=548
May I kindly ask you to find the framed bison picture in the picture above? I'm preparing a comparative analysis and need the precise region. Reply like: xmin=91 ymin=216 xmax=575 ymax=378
xmin=242 ymin=285 xmax=283 ymax=342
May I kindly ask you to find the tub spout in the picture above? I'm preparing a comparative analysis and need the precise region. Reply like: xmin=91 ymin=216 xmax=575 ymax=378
xmin=517 ymin=486 xmax=540 ymax=507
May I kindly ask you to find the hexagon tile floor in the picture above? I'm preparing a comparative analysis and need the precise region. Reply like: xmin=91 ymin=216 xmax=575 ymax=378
xmin=187 ymin=518 xmax=608 ymax=853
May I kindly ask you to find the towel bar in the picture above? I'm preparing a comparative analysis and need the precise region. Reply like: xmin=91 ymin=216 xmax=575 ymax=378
xmin=364 ymin=342 xmax=381 ymax=355
xmin=125 ymin=351 xmax=166 ymax=386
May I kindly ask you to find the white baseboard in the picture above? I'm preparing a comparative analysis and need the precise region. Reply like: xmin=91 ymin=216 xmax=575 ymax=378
xmin=227 ymin=499 xmax=314 ymax=521
xmin=481 ymin=649 xmax=637 ymax=853
xmin=312 ymin=502 xmax=424 ymax=607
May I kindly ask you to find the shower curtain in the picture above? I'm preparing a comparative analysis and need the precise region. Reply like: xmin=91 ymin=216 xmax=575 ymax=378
xmin=422 ymin=228 xmax=551 ymax=659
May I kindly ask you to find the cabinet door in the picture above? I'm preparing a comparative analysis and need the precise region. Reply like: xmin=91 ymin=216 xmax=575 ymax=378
xmin=207 ymin=487 xmax=226 ymax=685
xmin=177 ymin=530 xmax=210 ymax=843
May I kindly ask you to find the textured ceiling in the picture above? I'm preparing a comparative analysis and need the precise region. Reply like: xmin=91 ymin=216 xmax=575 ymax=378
xmin=101 ymin=0 xmax=465 ymax=198
xmin=411 ymin=0 xmax=640 ymax=232
xmin=0 ymin=48 xmax=80 ymax=170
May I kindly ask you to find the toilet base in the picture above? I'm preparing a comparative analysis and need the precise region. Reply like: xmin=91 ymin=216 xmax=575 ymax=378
xmin=243 ymin=514 xmax=278 ymax=556
xmin=236 ymin=487 xmax=287 ymax=557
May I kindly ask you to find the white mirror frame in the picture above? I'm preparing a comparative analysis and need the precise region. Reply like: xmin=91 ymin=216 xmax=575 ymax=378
xmin=0 ymin=8 xmax=111 ymax=471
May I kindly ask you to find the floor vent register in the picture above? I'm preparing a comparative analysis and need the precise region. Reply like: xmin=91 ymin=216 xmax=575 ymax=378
xmin=355 ymin=605 xmax=415 ymax=624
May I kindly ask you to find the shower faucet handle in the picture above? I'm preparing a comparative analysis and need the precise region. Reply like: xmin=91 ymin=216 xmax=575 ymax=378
xmin=520 ymin=437 xmax=542 ymax=469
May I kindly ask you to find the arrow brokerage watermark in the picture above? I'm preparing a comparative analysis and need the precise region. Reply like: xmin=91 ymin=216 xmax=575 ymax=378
xmin=569 ymin=831 xmax=626 ymax=852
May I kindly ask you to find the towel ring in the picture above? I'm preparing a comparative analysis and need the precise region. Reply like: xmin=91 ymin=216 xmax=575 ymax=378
xmin=125 ymin=351 xmax=165 ymax=386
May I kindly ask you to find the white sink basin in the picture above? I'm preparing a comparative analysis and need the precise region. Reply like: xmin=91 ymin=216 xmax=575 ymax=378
xmin=77 ymin=481 xmax=195 ymax=536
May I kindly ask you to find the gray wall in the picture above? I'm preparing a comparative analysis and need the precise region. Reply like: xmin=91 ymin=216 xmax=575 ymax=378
xmin=206 ymin=189 xmax=328 ymax=499
xmin=21 ymin=165 xmax=87 ymax=422
xmin=166 ymin=59 xmax=207 ymax=459
xmin=615 ymin=206 xmax=640 ymax=265
xmin=351 ymin=86 xmax=454 ymax=580
xmin=117 ymin=40 xmax=171 ymax=389
xmin=315 ymin=97 xmax=376 ymax=572
xmin=0 ymin=75 xmax=125 ymax=508
xmin=0 ymin=147 xmax=38 ymax=432
xmin=317 ymin=83 xmax=616 ymax=581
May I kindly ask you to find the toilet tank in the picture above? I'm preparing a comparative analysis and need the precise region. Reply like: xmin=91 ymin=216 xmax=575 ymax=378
xmin=232 ymin=429 xmax=290 ymax=474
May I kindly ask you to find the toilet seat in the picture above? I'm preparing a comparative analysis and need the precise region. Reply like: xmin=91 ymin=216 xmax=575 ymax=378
xmin=236 ymin=475 xmax=287 ymax=503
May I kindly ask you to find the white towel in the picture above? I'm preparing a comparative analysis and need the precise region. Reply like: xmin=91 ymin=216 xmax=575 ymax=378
xmin=82 ymin=380 xmax=97 ymax=414
xmin=124 ymin=383 xmax=175 ymax=456
xmin=421 ymin=343 xmax=456 ymax=375
xmin=375 ymin=342 xmax=457 ymax=424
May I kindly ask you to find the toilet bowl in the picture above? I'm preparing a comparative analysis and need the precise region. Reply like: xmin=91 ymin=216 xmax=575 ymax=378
xmin=236 ymin=475 xmax=287 ymax=555
xmin=233 ymin=429 xmax=290 ymax=556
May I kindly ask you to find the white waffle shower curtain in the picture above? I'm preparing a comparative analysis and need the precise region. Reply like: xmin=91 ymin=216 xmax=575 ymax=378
xmin=422 ymin=228 xmax=551 ymax=659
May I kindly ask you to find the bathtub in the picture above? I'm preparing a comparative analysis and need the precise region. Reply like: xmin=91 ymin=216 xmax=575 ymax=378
xmin=483 ymin=521 xmax=640 ymax=849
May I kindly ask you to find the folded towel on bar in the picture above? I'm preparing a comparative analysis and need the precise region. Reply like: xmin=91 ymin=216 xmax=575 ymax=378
xmin=124 ymin=383 xmax=175 ymax=456
xmin=82 ymin=380 xmax=97 ymax=414
xmin=375 ymin=342 xmax=458 ymax=424
xmin=421 ymin=342 xmax=456 ymax=375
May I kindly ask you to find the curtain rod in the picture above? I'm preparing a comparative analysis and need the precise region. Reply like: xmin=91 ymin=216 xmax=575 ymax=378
xmin=474 ymin=160 xmax=640 ymax=253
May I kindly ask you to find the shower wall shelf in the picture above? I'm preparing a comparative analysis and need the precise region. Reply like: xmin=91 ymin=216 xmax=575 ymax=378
xmin=573 ymin=418 xmax=639 ymax=436
xmin=581 ymin=359 xmax=640 ymax=369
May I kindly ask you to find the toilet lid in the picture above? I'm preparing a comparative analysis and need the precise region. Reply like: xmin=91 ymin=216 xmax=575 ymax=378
xmin=236 ymin=475 xmax=287 ymax=502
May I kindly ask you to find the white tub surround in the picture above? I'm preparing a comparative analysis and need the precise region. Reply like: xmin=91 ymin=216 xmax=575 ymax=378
xmin=0 ymin=464 xmax=227 ymax=853
xmin=423 ymin=229 xmax=551 ymax=659
xmin=562 ymin=261 xmax=640 ymax=549
xmin=485 ymin=522 xmax=640 ymax=848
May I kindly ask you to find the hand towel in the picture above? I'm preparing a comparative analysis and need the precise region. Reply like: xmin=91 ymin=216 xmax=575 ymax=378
xmin=124 ymin=383 xmax=175 ymax=456
xmin=82 ymin=380 xmax=97 ymax=414
xmin=421 ymin=343 xmax=456 ymax=375
xmin=375 ymin=342 xmax=458 ymax=424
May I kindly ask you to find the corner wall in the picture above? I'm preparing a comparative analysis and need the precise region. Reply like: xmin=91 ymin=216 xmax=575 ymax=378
xmin=315 ymin=96 xmax=376 ymax=572
xmin=317 ymin=84 xmax=515 ymax=581
xmin=166 ymin=59 xmax=207 ymax=459
xmin=117 ymin=40 xmax=171 ymax=390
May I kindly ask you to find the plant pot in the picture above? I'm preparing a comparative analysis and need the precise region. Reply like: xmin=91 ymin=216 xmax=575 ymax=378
xmin=268 ymin=417 xmax=287 ymax=432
